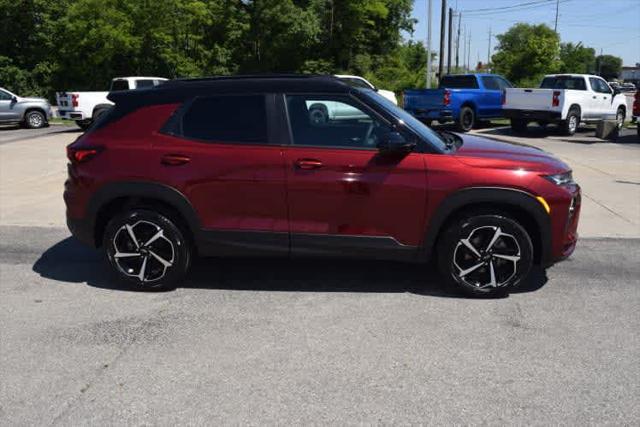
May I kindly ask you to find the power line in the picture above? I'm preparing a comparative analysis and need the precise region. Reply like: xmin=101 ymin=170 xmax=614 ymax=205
xmin=461 ymin=0 xmax=553 ymax=14
xmin=462 ymin=0 xmax=572 ymax=17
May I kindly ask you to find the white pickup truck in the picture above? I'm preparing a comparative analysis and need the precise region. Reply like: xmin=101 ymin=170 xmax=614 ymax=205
xmin=503 ymin=74 xmax=628 ymax=135
xmin=56 ymin=76 xmax=167 ymax=129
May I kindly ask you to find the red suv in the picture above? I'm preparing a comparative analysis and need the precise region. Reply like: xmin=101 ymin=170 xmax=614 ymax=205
xmin=64 ymin=75 xmax=581 ymax=296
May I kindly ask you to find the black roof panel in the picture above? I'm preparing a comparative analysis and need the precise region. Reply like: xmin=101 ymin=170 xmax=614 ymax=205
xmin=108 ymin=74 xmax=351 ymax=105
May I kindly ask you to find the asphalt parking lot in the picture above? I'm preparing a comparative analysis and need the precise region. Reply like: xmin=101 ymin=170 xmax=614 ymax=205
xmin=1 ymin=124 xmax=639 ymax=424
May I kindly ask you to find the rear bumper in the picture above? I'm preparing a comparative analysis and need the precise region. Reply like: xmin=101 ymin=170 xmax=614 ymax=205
xmin=406 ymin=108 xmax=454 ymax=122
xmin=58 ymin=110 xmax=87 ymax=121
xmin=503 ymin=109 xmax=562 ymax=122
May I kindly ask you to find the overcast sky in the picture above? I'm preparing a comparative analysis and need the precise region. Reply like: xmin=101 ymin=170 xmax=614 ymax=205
xmin=409 ymin=0 xmax=640 ymax=67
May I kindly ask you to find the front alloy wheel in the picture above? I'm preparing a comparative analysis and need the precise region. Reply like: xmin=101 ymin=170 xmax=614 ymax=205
xmin=104 ymin=209 xmax=191 ymax=291
xmin=438 ymin=214 xmax=533 ymax=297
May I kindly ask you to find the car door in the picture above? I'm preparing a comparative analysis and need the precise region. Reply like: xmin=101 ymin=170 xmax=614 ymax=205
xmin=152 ymin=94 xmax=290 ymax=256
xmin=282 ymin=93 xmax=428 ymax=258
xmin=0 ymin=89 xmax=21 ymax=122
xmin=588 ymin=77 xmax=612 ymax=118
xmin=480 ymin=76 xmax=503 ymax=117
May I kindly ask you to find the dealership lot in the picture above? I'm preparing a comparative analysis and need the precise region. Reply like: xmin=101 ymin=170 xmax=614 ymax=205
xmin=1 ymin=126 xmax=639 ymax=423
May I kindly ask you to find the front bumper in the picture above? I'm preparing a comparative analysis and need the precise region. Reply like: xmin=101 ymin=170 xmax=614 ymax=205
xmin=547 ymin=184 xmax=581 ymax=265
xmin=503 ymin=109 xmax=562 ymax=122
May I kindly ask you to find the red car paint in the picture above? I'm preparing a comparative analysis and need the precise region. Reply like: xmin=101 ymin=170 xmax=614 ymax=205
xmin=65 ymin=96 xmax=580 ymax=265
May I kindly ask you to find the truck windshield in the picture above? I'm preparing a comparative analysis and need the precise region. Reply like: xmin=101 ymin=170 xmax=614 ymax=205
xmin=439 ymin=75 xmax=479 ymax=89
xmin=540 ymin=76 xmax=586 ymax=90
xmin=358 ymin=89 xmax=449 ymax=153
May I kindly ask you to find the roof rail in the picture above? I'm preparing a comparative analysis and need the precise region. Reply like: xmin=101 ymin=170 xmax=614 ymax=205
xmin=162 ymin=73 xmax=331 ymax=86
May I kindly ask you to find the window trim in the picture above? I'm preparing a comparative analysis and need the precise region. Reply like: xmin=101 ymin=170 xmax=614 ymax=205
xmin=160 ymin=93 xmax=278 ymax=146
xmin=282 ymin=92 xmax=401 ymax=152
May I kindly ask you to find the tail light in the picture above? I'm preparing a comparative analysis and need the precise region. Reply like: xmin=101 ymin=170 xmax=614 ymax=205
xmin=71 ymin=94 xmax=79 ymax=107
xmin=443 ymin=89 xmax=451 ymax=106
xmin=67 ymin=145 xmax=103 ymax=164
xmin=501 ymin=90 xmax=506 ymax=105
xmin=552 ymin=91 xmax=560 ymax=107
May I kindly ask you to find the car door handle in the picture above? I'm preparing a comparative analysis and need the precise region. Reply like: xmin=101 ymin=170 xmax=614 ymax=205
xmin=161 ymin=154 xmax=191 ymax=166
xmin=592 ymin=96 xmax=597 ymax=99
xmin=294 ymin=158 xmax=323 ymax=170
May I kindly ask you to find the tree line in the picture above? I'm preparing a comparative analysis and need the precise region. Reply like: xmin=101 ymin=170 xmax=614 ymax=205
xmin=0 ymin=0 xmax=428 ymax=98
xmin=0 ymin=1 xmax=624 ymax=99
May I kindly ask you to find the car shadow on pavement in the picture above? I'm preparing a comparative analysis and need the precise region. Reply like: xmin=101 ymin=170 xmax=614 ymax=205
xmin=32 ymin=237 xmax=548 ymax=298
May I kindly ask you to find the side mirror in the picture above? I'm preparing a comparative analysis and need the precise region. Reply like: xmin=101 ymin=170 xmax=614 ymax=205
xmin=612 ymin=87 xmax=620 ymax=96
xmin=377 ymin=131 xmax=415 ymax=154
xmin=10 ymin=96 xmax=17 ymax=103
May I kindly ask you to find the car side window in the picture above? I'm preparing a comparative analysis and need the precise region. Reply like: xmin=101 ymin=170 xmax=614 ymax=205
xmin=481 ymin=76 xmax=500 ymax=90
xmin=110 ymin=80 xmax=130 ymax=91
xmin=496 ymin=77 xmax=513 ymax=90
xmin=0 ymin=90 xmax=12 ymax=101
xmin=135 ymin=79 xmax=155 ymax=89
xmin=590 ymin=78 xmax=610 ymax=94
xmin=286 ymin=95 xmax=392 ymax=149
xmin=181 ymin=95 xmax=267 ymax=144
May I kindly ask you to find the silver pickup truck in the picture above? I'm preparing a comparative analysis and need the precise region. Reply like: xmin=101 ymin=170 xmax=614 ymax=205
xmin=0 ymin=87 xmax=52 ymax=128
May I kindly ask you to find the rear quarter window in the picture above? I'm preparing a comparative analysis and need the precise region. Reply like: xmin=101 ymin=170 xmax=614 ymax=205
xmin=179 ymin=95 xmax=268 ymax=144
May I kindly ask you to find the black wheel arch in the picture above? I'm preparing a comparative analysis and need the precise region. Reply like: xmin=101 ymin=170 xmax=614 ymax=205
xmin=87 ymin=182 xmax=201 ymax=248
xmin=422 ymin=187 xmax=552 ymax=266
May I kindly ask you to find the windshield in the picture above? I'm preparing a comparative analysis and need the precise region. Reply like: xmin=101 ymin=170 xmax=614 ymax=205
xmin=358 ymin=89 xmax=449 ymax=152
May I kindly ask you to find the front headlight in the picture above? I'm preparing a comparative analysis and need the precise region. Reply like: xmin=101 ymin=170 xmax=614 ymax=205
xmin=543 ymin=171 xmax=574 ymax=186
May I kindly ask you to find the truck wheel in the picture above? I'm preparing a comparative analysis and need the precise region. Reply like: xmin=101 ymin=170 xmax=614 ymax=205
xmin=616 ymin=107 xmax=625 ymax=130
xmin=510 ymin=118 xmax=528 ymax=134
xmin=76 ymin=120 xmax=92 ymax=131
xmin=456 ymin=106 xmax=475 ymax=132
xmin=24 ymin=110 xmax=47 ymax=129
xmin=561 ymin=108 xmax=580 ymax=136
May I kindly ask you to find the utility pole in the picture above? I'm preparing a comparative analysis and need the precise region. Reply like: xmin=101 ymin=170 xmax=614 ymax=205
xmin=455 ymin=12 xmax=461 ymax=72
xmin=467 ymin=33 xmax=471 ymax=73
xmin=426 ymin=0 xmax=432 ymax=88
xmin=487 ymin=27 xmax=491 ymax=72
xmin=438 ymin=0 xmax=447 ymax=82
xmin=554 ymin=0 xmax=560 ymax=33
xmin=447 ymin=8 xmax=453 ymax=74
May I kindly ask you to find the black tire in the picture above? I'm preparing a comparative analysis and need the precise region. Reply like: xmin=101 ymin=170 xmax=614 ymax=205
xmin=456 ymin=106 xmax=475 ymax=132
xmin=615 ymin=107 xmax=625 ymax=130
xmin=103 ymin=209 xmax=192 ymax=291
xmin=510 ymin=118 xmax=528 ymax=133
xmin=437 ymin=214 xmax=534 ymax=298
xmin=76 ymin=120 xmax=92 ymax=131
xmin=24 ymin=110 xmax=47 ymax=129
xmin=560 ymin=108 xmax=580 ymax=136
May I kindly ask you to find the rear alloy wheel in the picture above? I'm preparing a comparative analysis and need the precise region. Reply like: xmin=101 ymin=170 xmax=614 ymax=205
xmin=561 ymin=108 xmax=580 ymax=136
xmin=24 ymin=110 xmax=46 ymax=129
xmin=457 ymin=106 xmax=475 ymax=132
xmin=615 ymin=108 xmax=625 ymax=130
xmin=437 ymin=214 xmax=533 ymax=297
xmin=104 ymin=209 xmax=191 ymax=291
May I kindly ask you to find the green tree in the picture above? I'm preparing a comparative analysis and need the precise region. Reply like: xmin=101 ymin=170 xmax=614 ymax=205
xmin=596 ymin=54 xmax=623 ymax=81
xmin=559 ymin=42 xmax=595 ymax=74
xmin=492 ymin=23 xmax=560 ymax=86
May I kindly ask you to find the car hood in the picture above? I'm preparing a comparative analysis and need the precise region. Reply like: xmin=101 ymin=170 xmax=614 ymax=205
xmin=453 ymin=134 xmax=569 ymax=173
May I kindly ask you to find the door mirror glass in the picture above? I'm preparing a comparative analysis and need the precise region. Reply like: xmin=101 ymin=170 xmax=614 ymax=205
xmin=11 ymin=96 xmax=17 ymax=102
xmin=377 ymin=131 xmax=415 ymax=153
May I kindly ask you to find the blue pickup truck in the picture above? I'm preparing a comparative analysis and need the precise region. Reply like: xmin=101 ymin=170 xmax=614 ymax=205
xmin=403 ymin=74 xmax=513 ymax=131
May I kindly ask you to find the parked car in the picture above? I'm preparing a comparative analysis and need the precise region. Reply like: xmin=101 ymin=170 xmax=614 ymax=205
xmin=633 ymin=89 xmax=639 ymax=137
xmin=0 ymin=87 xmax=52 ymax=128
xmin=621 ymin=82 xmax=636 ymax=92
xmin=503 ymin=74 xmax=628 ymax=136
xmin=56 ymin=76 xmax=167 ymax=130
xmin=335 ymin=75 xmax=398 ymax=105
xmin=403 ymin=74 xmax=513 ymax=132
xmin=64 ymin=75 xmax=581 ymax=297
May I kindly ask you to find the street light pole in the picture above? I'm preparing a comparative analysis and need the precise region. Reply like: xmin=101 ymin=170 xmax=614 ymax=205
xmin=426 ymin=0 xmax=432 ymax=88
xmin=438 ymin=0 xmax=447 ymax=83
xmin=447 ymin=8 xmax=453 ymax=74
